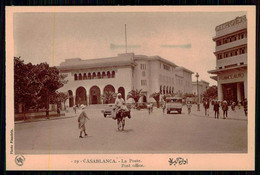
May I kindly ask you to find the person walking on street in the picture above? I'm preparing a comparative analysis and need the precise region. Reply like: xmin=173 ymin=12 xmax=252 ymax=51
xmin=203 ymin=99 xmax=210 ymax=116
xmin=162 ymin=99 xmax=166 ymax=114
xmin=222 ymin=100 xmax=228 ymax=119
xmin=238 ymin=101 xmax=241 ymax=109
xmin=213 ymin=100 xmax=220 ymax=119
xmin=186 ymin=101 xmax=192 ymax=115
xmin=57 ymin=107 xmax=60 ymax=117
xmin=73 ymin=105 xmax=77 ymax=114
xmin=46 ymin=108 xmax=49 ymax=119
xmin=243 ymin=98 xmax=248 ymax=116
xmin=231 ymin=101 xmax=236 ymax=111
xmin=78 ymin=106 xmax=90 ymax=138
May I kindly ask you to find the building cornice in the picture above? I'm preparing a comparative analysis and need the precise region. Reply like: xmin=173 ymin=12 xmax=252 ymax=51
xmin=208 ymin=64 xmax=247 ymax=74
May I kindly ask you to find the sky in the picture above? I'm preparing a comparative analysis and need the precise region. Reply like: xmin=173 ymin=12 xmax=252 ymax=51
xmin=13 ymin=11 xmax=247 ymax=86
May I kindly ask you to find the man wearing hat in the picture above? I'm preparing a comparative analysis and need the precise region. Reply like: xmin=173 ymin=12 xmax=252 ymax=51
xmin=113 ymin=93 xmax=129 ymax=119
xmin=77 ymin=106 xmax=90 ymax=138
xmin=222 ymin=100 xmax=228 ymax=119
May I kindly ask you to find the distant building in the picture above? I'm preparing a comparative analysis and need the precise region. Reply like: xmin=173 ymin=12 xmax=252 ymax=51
xmin=192 ymin=80 xmax=210 ymax=96
xmin=208 ymin=15 xmax=247 ymax=103
xmin=58 ymin=53 xmax=193 ymax=106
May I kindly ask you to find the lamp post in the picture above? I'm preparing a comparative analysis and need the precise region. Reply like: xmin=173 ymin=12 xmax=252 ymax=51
xmin=195 ymin=72 xmax=200 ymax=111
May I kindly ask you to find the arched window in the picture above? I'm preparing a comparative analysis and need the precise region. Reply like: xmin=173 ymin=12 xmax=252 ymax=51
xmin=97 ymin=72 xmax=101 ymax=79
xmin=83 ymin=73 xmax=87 ymax=80
xmin=88 ymin=73 xmax=91 ymax=79
xmin=92 ymin=72 xmax=96 ymax=79
xmin=79 ymin=73 xmax=82 ymax=80
xmin=112 ymin=71 xmax=115 ymax=78
xmin=74 ymin=74 xmax=78 ymax=81
xmin=107 ymin=71 xmax=111 ymax=78
xmin=102 ymin=72 xmax=106 ymax=78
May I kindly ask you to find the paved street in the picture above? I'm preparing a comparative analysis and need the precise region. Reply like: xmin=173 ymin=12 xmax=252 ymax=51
xmin=15 ymin=105 xmax=247 ymax=154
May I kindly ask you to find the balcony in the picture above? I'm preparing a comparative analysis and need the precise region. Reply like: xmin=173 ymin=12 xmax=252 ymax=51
xmin=215 ymin=38 xmax=247 ymax=52
xmin=217 ymin=53 xmax=247 ymax=68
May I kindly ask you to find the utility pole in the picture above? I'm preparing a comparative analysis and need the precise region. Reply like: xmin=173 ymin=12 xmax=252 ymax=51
xmin=195 ymin=72 xmax=200 ymax=111
xmin=125 ymin=24 xmax=127 ymax=53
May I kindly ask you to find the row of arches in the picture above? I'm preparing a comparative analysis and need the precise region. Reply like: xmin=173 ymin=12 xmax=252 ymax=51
xmin=74 ymin=71 xmax=116 ymax=81
xmin=68 ymin=85 xmax=125 ymax=107
xmin=160 ymin=85 xmax=174 ymax=94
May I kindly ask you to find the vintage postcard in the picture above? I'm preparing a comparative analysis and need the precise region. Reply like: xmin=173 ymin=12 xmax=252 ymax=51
xmin=6 ymin=6 xmax=255 ymax=170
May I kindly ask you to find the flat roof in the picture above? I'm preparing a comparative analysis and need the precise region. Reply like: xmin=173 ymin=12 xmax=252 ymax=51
xmin=58 ymin=53 xmax=180 ymax=71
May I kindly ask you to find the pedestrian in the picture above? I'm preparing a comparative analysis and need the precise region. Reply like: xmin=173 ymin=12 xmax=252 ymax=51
xmin=73 ymin=105 xmax=77 ymax=114
xmin=238 ymin=101 xmax=241 ymax=109
xmin=203 ymin=99 xmax=209 ymax=116
xmin=78 ymin=106 xmax=90 ymax=138
xmin=57 ymin=107 xmax=60 ymax=117
xmin=222 ymin=100 xmax=228 ymax=119
xmin=243 ymin=98 xmax=247 ymax=116
xmin=231 ymin=101 xmax=236 ymax=111
xmin=213 ymin=100 xmax=220 ymax=119
xmin=186 ymin=101 xmax=192 ymax=115
xmin=162 ymin=99 xmax=166 ymax=114
xmin=46 ymin=108 xmax=49 ymax=119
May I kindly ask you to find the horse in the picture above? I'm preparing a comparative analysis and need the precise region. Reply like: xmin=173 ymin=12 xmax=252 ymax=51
xmin=116 ymin=109 xmax=131 ymax=131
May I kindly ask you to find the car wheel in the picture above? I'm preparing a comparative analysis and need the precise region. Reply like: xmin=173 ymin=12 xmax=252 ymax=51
xmin=104 ymin=114 xmax=107 ymax=118
xmin=167 ymin=111 xmax=170 ymax=114
xmin=178 ymin=110 xmax=181 ymax=114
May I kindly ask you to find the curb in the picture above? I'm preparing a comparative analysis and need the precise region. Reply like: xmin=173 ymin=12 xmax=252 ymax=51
xmin=15 ymin=115 xmax=76 ymax=124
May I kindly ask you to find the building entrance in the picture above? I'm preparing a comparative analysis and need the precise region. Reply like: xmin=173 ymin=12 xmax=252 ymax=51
xmin=222 ymin=82 xmax=244 ymax=104
xmin=75 ymin=87 xmax=87 ymax=105
xmin=90 ymin=86 xmax=101 ymax=104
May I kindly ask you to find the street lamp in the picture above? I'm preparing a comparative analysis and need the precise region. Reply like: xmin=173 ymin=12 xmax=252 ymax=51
xmin=195 ymin=72 xmax=200 ymax=111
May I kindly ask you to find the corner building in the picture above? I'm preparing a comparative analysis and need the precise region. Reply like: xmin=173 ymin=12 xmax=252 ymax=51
xmin=208 ymin=15 xmax=247 ymax=103
xmin=58 ymin=53 xmax=193 ymax=107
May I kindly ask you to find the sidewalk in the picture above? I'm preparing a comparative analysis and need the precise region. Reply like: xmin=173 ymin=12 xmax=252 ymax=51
xmin=15 ymin=111 xmax=77 ymax=124
xmin=188 ymin=104 xmax=247 ymax=121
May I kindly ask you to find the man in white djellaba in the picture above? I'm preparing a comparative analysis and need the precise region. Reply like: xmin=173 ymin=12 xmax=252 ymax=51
xmin=113 ymin=93 xmax=129 ymax=119
xmin=77 ymin=106 xmax=90 ymax=138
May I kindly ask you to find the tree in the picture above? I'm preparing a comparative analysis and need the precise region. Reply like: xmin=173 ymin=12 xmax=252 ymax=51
xmin=34 ymin=62 xmax=64 ymax=110
xmin=149 ymin=92 xmax=160 ymax=108
xmin=203 ymin=85 xmax=218 ymax=100
xmin=14 ymin=57 xmax=65 ymax=117
xmin=14 ymin=57 xmax=39 ymax=116
xmin=50 ymin=91 xmax=69 ymax=110
xmin=101 ymin=91 xmax=116 ymax=104
xmin=127 ymin=89 xmax=144 ymax=107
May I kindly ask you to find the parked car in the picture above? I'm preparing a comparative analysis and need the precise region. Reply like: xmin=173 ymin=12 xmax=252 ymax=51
xmin=166 ymin=97 xmax=183 ymax=114
xmin=101 ymin=104 xmax=116 ymax=118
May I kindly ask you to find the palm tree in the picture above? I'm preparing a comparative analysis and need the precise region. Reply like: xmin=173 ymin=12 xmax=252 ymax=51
xmin=149 ymin=92 xmax=160 ymax=108
xmin=127 ymin=89 xmax=144 ymax=107
xmin=102 ymin=91 xmax=116 ymax=104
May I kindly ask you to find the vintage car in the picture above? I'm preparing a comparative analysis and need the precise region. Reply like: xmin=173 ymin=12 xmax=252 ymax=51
xmin=101 ymin=104 xmax=116 ymax=118
xmin=166 ymin=97 xmax=183 ymax=114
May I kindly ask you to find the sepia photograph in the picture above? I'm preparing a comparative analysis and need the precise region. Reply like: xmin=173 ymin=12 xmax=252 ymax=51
xmin=6 ymin=6 xmax=255 ymax=170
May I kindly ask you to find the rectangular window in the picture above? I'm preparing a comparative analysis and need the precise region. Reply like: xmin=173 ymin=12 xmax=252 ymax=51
xmin=163 ymin=64 xmax=170 ymax=71
xmin=141 ymin=80 xmax=147 ymax=86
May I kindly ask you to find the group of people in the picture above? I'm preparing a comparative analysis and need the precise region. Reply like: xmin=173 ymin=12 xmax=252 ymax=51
xmin=211 ymin=98 xmax=248 ymax=119
xmin=185 ymin=98 xmax=248 ymax=119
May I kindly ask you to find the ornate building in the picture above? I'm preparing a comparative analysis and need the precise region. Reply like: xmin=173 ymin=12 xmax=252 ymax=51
xmin=208 ymin=15 xmax=247 ymax=103
xmin=58 ymin=53 xmax=193 ymax=106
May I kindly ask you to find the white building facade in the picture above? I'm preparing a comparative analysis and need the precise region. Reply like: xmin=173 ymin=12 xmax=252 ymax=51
xmin=208 ymin=15 xmax=247 ymax=103
xmin=58 ymin=53 xmax=193 ymax=106
xmin=192 ymin=80 xmax=210 ymax=96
